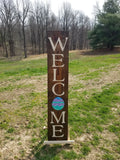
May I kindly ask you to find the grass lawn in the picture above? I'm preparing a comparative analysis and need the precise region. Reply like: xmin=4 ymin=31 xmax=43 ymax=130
xmin=0 ymin=51 xmax=120 ymax=160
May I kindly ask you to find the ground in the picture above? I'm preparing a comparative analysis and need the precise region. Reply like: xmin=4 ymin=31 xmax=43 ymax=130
xmin=0 ymin=50 xmax=120 ymax=160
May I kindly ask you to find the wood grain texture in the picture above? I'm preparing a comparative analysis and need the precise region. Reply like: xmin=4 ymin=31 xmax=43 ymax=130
xmin=47 ymin=31 xmax=69 ymax=141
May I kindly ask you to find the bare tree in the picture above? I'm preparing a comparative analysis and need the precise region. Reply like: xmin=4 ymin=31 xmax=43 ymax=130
xmin=76 ymin=12 xmax=91 ymax=50
xmin=59 ymin=2 xmax=72 ymax=31
xmin=0 ymin=0 xmax=17 ymax=57
xmin=39 ymin=3 xmax=46 ymax=54
xmin=69 ymin=11 xmax=79 ymax=50
xmin=32 ymin=1 xmax=50 ymax=54
xmin=33 ymin=2 xmax=42 ymax=54
xmin=0 ymin=0 xmax=92 ymax=58
xmin=29 ymin=14 xmax=37 ymax=54
xmin=17 ymin=0 xmax=30 ymax=58
xmin=59 ymin=3 xmax=91 ymax=50
xmin=43 ymin=2 xmax=51 ymax=53
xmin=0 ymin=20 xmax=8 ymax=57
xmin=49 ymin=13 xmax=60 ymax=30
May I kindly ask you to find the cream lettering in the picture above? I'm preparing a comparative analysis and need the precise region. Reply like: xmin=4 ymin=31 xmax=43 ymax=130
xmin=48 ymin=37 xmax=68 ymax=52
xmin=52 ymin=83 xmax=65 ymax=96
xmin=52 ymin=54 xmax=64 ymax=67
xmin=52 ymin=125 xmax=64 ymax=138
xmin=53 ymin=68 xmax=65 ymax=82
xmin=50 ymin=111 xmax=66 ymax=124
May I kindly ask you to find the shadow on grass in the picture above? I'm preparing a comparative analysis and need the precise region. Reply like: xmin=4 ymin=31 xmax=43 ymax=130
xmin=31 ymin=133 xmax=73 ymax=160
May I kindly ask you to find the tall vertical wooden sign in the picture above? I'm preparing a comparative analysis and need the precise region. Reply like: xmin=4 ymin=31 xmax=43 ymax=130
xmin=44 ymin=31 xmax=74 ymax=144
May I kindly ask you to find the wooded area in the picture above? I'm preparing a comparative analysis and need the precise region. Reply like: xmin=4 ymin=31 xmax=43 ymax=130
xmin=0 ymin=0 xmax=91 ymax=58
xmin=1 ymin=0 xmax=120 ymax=58
xmin=89 ymin=0 xmax=120 ymax=50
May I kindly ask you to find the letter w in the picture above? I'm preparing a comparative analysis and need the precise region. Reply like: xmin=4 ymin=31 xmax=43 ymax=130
xmin=48 ymin=37 xmax=68 ymax=52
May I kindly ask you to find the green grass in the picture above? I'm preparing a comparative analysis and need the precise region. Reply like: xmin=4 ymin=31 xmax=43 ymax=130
xmin=69 ymin=82 xmax=120 ymax=139
xmin=0 ymin=84 xmax=34 ymax=92
xmin=69 ymin=53 xmax=120 ymax=76
xmin=102 ymin=154 xmax=115 ymax=160
xmin=7 ymin=127 xmax=15 ymax=133
xmin=62 ymin=150 xmax=78 ymax=159
xmin=0 ymin=51 xmax=120 ymax=159
xmin=81 ymin=144 xmax=91 ymax=155
xmin=0 ymin=53 xmax=120 ymax=81
xmin=0 ymin=58 xmax=47 ymax=80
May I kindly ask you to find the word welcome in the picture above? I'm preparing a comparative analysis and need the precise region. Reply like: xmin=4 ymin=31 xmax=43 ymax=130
xmin=47 ymin=31 xmax=69 ymax=140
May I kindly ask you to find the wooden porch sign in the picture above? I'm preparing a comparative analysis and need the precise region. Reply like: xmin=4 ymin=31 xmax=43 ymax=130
xmin=44 ymin=31 xmax=74 ymax=144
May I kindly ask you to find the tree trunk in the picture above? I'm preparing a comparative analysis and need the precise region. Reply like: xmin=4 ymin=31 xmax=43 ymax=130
xmin=38 ymin=31 xmax=41 ymax=54
xmin=22 ymin=25 xmax=27 ymax=58
xmin=0 ymin=31 xmax=8 ymax=57
xmin=9 ymin=40 xmax=15 ymax=56
xmin=4 ymin=42 xmax=8 ymax=58
xmin=110 ymin=45 xmax=114 ymax=51
xmin=3 ymin=34 xmax=8 ymax=58
xmin=8 ymin=29 xmax=15 ymax=57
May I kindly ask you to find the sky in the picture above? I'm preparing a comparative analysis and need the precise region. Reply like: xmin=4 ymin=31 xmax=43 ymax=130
xmin=48 ymin=0 xmax=105 ymax=18
xmin=30 ymin=0 xmax=105 ymax=19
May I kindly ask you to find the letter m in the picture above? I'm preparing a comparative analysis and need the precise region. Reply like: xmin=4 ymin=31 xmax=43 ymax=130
xmin=50 ymin=111 xmax=66 ymax=124
xmin=48 ymin=37 xmax=68 ymax=52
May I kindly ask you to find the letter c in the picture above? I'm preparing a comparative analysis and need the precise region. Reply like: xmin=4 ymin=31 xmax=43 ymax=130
xmin=52 ymin=83 xmax=65 ymax=96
